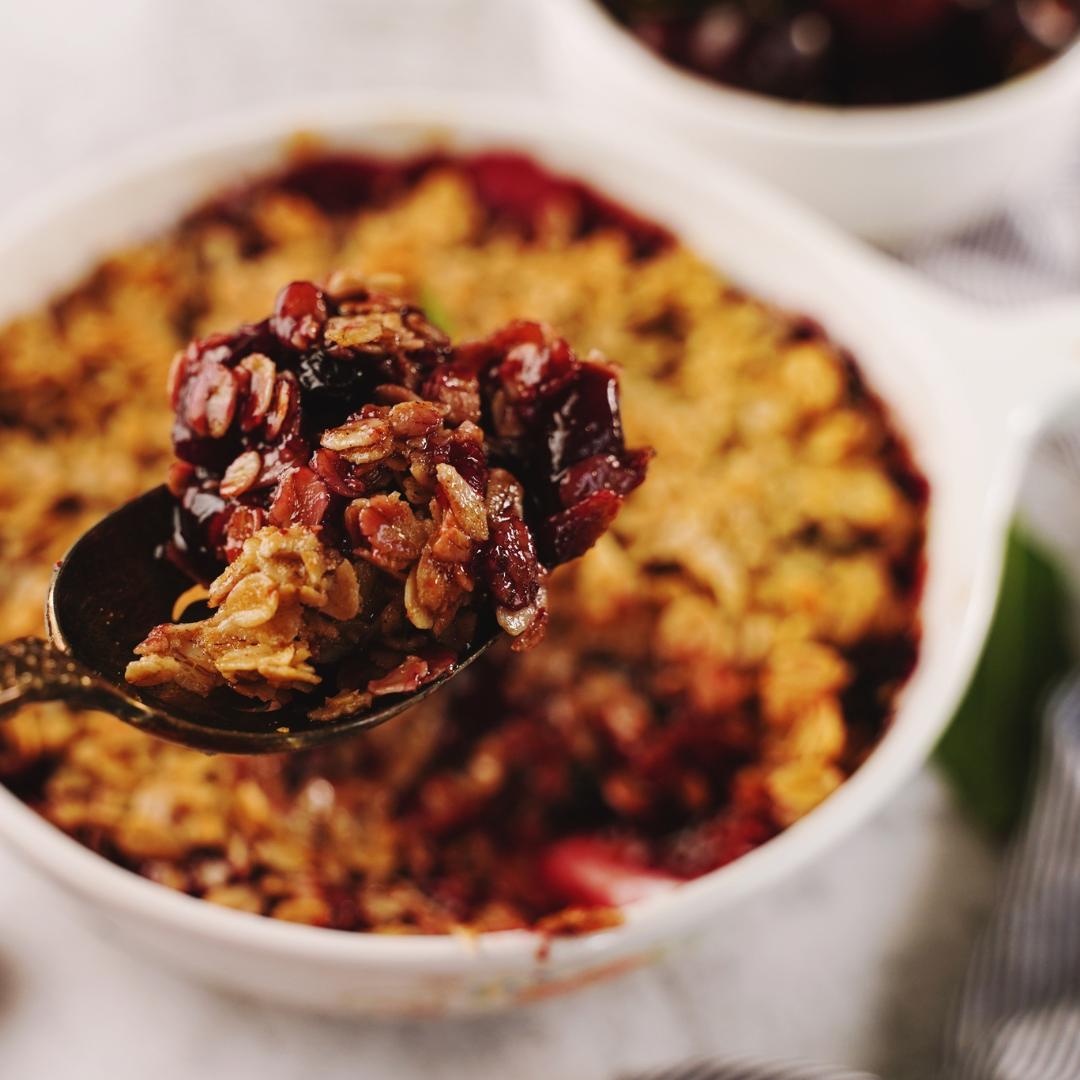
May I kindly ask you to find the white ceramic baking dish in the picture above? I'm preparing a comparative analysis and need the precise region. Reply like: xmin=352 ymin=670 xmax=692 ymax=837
xmin=1 ymin=94 xmax=1078 ymax=1017
xmin=536 ymin=0 xmax=1080 ymax=244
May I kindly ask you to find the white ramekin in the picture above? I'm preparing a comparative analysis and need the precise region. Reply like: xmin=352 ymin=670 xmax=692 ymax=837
xmin=1 ymin=93 xmax=1079 ymax=1016
xmin=536 ymin=0 xmax=1080 ymax=244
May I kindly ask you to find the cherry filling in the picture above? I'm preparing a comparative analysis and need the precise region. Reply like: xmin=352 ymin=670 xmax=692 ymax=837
xmin=166 ymin=280 xmax=651 ymax=627
xmin=196 ymin=152 xmax=675 ymax=263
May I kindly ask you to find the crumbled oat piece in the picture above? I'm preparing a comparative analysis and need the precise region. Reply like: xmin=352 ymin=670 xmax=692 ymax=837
xmin=126 ymin=525 xmax=361 ymax=703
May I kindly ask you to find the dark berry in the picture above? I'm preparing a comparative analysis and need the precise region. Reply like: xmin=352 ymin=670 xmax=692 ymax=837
xmin=542 ymin=361 xmax=624 ymax=477
xmin=295 ymin=347 xmax=378 ymax=429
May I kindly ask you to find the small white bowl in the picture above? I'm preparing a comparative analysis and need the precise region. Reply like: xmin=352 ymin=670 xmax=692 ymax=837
xmin=2 ymin=93 xmax=1080 ymax=1016
xmin=537 ymin=0 xmax=1080 ymax=244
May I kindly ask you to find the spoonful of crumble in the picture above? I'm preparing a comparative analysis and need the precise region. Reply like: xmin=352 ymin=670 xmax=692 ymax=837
xmin=0 ymin=276 xmax=651 ymax=753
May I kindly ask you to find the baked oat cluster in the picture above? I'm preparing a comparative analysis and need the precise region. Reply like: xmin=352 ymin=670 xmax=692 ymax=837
xmin=0 ymin=151 xmax=927 ymax=934
xmin=127 ymin=525 xmax=367 ymax=707
xmin=126 ymin=277 xmax=649 ymax=715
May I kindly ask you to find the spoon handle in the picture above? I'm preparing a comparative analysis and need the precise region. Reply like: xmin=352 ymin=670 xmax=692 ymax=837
xmin=0 ymin=637 xmax=141 ymax=720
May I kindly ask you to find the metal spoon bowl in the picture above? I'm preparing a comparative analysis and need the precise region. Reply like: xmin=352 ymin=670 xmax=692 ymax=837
xmin=0 ymin=487 xmax=496 ymax=754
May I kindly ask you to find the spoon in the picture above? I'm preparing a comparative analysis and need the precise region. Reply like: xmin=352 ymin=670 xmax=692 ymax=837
xmin=0 ymin=486 xmax=497 ymax=754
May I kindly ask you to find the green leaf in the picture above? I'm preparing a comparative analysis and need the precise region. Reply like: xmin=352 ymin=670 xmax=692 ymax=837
xmin=419 ymin=287 xmax=455 ymax=337
xmin=935 ymin=524 xmax=1072 ymax=837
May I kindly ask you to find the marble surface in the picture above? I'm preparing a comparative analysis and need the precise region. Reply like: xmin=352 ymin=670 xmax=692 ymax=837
xmin=0 ymin=1 xmax=1013 ymax=1076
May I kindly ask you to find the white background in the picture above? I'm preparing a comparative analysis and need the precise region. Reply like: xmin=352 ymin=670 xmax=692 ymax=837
xmin=0 ymin=2 xmax=1017 ymax=1077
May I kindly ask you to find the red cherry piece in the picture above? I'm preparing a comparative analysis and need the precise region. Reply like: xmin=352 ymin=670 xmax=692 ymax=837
xmin=540 ymin=490 xmax=623 ymax=565
xmin=482 ymin=515 xmax=542 ymax=611
xmin=368 ymin=655 xmax=430 ymax=696
xmin=270 ymin=281 xmax=329 ymax=350
xmin=557 ymin=448 xmax=654 ymax=508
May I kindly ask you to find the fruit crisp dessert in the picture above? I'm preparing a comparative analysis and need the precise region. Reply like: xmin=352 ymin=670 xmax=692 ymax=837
xmin=0 ymin=150 xmax=927 ymax=934
xmin=124 ymin=276 xmax=650 ymax=719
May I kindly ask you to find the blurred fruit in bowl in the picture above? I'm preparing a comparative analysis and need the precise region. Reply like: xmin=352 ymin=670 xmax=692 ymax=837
xmin=599 ymin=0 xmax=1080 ymax=105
